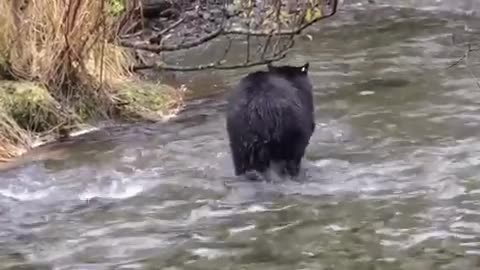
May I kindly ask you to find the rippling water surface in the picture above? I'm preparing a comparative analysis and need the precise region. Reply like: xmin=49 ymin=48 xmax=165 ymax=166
xmin=2 ymin=3 xmax=480 ymax=270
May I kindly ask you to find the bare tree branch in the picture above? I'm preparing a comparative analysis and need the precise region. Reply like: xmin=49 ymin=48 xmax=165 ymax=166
xmin=116 ymin=0 xmax=340 ymax=71
xmin=120 ymin=27 xmax=225 ymax=52
xmin=131 ymin=46 xmax=291 ymax=71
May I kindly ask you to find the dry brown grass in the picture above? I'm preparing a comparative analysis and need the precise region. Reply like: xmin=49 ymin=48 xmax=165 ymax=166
xmin=0 ymin=111 xmax=31 ymax=162
xmin=0 ymin=0 xmax=14 ymax=75
xmin=7 ymin=0 xmax=133 ymax=103
xmin=0 ymin=0 xmax=185 ymax=163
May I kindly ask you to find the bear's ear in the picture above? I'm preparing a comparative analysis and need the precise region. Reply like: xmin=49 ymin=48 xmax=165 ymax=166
xmin=301 ymin=62 xmax=309 ymax=73
xmin=267 ymin=62 xmax=274 ymax=71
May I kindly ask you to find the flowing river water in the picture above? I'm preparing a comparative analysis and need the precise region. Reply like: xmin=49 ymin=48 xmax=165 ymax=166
xmin=3 ymin=2 xmax=480 ymax=270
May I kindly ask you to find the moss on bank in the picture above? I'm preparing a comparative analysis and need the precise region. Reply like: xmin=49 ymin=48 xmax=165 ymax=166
xmin=0 ymin=80 xmax=185 ymax=163
xmin=117 ymin=81 xmax=187 ymax=121
xmin=0 ymin=81 xmax=74 ymax=133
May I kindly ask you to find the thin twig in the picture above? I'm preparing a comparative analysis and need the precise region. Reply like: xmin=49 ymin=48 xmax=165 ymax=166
xmin=447 ymin=43 xmax=480 ymax=69
xmin=120 ymin=27 xmax=223 ymax=52
xmin=98 ymin=0 xmax=106 ymax=90
xmin=261 ymin=31 xmax=274 ymax=59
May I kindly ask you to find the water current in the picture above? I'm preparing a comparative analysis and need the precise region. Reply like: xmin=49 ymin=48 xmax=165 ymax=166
xmin=2 ymin=2 xmax=480 ymax=269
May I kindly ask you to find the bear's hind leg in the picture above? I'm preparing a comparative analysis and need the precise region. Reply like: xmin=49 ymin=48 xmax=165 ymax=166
xmin=283 ymin=140 xmax=309 ymax=178
xmin=230 ymin=143 xmax=248 ymax=176
xmin=244 ymin=144 xmax=271 ymax=179
xmin=285 ymin=157 xmax=302 ymax=177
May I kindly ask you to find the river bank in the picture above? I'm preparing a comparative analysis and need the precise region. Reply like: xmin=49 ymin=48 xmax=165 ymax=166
xmin=0 ymin=0 xmax=189 ymax=164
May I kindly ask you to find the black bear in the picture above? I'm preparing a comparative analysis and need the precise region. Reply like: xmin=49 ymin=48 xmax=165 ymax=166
xmin=225 ymin=62 xmax=315 ymax=179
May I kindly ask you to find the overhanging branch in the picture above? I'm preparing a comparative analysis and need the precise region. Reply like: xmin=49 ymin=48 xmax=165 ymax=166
xmin=117 ymin=0 xmax=340 ymax=71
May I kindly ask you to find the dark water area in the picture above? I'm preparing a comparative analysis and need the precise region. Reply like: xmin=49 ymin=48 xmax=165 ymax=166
xmin=2 ymin=2 xmax=480 ymax=269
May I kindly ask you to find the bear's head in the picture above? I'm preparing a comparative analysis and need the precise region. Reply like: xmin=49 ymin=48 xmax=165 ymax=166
xmin=267 ymin=62 xmax=309 ymax=75
xmin=267 ymin=62 xmax=312 ymax=93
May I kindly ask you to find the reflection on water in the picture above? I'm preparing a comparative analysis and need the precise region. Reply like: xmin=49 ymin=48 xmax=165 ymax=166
xmin=2 ymin=3 xmax=480 ymax=270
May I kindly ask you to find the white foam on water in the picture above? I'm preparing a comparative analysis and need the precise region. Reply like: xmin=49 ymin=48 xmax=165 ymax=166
xmin=0 ymin=186 xmax=56 ymax=201
xmin=189 ymin=248 xmax=236 ymax=260
xmin=228 ymin=224 xmax=256 ymax=235
xmin=78 ymin=180 xmax=145 ymax=201
xmin=359 ymin=90 xmax=376 ymax=96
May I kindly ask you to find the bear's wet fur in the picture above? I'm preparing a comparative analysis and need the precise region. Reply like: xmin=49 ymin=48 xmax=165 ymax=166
xmin=225 ymin=62 xmax=315 ymax=180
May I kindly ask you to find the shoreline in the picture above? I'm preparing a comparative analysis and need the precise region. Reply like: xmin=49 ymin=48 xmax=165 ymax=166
xmin=0 ymin=79 xmax=187 ymax=167
xmin=0 ymin=104 xmax=186 ymax=172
